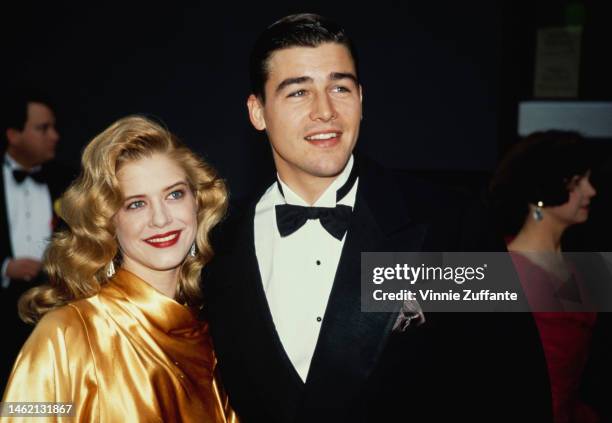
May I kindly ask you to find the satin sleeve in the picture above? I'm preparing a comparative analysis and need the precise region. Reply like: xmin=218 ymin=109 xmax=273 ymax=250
xmin=1 ymin=306 xmax=99 ymax=422
xmin=212 ymin=360 xmax=240 ymax=423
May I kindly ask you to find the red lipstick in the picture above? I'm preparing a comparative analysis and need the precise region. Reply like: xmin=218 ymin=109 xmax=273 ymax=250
xmin=144 ymin=230 xmax=181 ymax=248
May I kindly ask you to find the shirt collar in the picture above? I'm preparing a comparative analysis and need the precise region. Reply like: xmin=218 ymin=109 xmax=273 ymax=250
xmin=275 ymin=155 xmax=357 ymax=208
xmin=4 ymin=152 xmax=42 ymax=172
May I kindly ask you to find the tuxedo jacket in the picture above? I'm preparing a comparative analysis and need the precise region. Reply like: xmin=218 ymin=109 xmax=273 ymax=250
xmin=0 ymin=159 xmax=75 ymax=286
xmin=0 ymin=158 xmax=75 ymax=391
xmin=203 ymin=155 xmax=553 ymax=423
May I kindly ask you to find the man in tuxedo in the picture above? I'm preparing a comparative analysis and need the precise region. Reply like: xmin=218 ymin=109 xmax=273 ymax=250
xmin=1 ymin=94 xmax=74 ymax=391
xmin=204 ymin=13 xmax=552 ymax=422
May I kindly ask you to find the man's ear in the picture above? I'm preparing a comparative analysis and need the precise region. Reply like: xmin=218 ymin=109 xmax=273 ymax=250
xmin=359 ymin=84 xmax=364 ymax=120
xmin=247 ymin=94 xmax=266 ymax=131
xmin=5 ymin=128 xmax=20 ymax=147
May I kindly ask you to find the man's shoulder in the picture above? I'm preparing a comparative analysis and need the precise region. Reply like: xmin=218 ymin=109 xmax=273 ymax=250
xmin=357 ymin=154 xmax=502 ymax=251
xmin=357 ymin=154 xmax=470 ymax=222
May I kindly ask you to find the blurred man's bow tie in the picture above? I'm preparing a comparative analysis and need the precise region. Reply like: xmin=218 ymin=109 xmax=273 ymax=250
xmin=12 ymin=169 xmax=45 ymax=184
xmin=275 ymin=204 xmax=352 ymax=240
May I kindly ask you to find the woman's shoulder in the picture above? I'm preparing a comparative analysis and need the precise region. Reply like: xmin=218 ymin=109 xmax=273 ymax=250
xmin=3 ymin=300 xmax=101 ymax=409
xmin=8 ymin=302 xmax=97 ymax=375
xmin=33 ymin=295 xmax=104 ymax=339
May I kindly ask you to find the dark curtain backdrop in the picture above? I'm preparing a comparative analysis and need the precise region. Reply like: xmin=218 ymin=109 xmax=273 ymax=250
xmin=2 ymin=2 xmax=611 ymax=250
xmin=2 ymin=1 xmax=501 ymax=200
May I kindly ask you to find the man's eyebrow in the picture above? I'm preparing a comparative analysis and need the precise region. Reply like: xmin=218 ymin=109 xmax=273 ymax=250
xmin=276 ymin=76 xmax=313 ymax=93
xmin=330 ymin=72 xmax=358 ymax=84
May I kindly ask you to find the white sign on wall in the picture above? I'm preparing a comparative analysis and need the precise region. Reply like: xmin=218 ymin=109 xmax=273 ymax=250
xmin=534 ymin=26 xmax=582 ymax=98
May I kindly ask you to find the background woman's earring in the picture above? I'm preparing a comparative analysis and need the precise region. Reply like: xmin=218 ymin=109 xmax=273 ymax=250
xmin=190 ymin=243 xmax=197 ymax=257
xmin=533 ymin=201 xmax=544 ymax=221
xmin=106 ymin=260 xmax=116 ymax=277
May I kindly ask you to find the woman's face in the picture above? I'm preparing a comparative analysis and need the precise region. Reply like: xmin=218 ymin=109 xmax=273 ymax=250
xmin=113 ymin=153 xmax=197 ymax=276
xmin=547 ymin=172 xmax=597 ymax=226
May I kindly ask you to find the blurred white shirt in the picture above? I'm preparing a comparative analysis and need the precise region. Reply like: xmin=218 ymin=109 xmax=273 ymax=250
xmin=1 ymin=153 xmax=53 ymax=287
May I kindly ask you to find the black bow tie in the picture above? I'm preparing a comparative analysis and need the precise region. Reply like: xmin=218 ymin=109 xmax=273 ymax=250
xmin=275 ymin=159 xmax=359 ymax=240
xmin=275 ymin=203 xmax=353 ymax=240
xmin=12 ymin=169 xmax=46 ymax=184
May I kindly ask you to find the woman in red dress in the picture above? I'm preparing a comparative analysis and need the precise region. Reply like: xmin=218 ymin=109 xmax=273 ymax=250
xmin=491 ymin=130 xmax=599 ymax=423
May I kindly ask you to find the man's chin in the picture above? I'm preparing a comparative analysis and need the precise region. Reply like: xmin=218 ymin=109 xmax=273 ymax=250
xmin=274 ymin=149 xmax=353 ymax=180
xmin=307 ymin=157 xmax=351 ymax=178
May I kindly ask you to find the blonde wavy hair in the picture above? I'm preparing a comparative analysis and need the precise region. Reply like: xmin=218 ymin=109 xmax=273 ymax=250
xmin=19 ymin=116 xmax=228 ymax=323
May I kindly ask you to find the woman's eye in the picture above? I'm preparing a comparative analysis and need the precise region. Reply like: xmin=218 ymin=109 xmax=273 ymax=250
xmin=169 ymin=190 xmax=184 ymax=200
xmin=127 ymin=200 xmax=145 ymax=210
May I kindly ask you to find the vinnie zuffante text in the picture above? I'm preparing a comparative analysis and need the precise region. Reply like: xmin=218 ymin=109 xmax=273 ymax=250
xmin=371 ymin=264 xmax=518 ymax=302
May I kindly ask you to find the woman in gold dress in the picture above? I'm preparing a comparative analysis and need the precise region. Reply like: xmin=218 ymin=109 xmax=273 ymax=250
xmin=1 ymin=116 xmax=238 ymax=422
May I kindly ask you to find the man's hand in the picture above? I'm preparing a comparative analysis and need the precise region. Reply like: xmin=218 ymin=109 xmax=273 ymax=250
xmin=5 ymin=258 xmax=42 ymax=281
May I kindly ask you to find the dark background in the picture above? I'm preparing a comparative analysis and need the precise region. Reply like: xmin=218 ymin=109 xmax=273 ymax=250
xmin=2 ymin=1 xmax=611 ymax=246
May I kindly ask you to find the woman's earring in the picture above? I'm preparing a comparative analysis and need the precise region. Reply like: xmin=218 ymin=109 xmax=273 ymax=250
xmin=106 ymin=260 xmax=116 ymax=278
xmin=533 ymin=201 xmax=544 ymax=222
xmin=190 ymin=243 xmax=197 ymax=257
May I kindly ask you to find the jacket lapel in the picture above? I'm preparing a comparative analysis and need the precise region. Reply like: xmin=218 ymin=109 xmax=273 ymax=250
xmin=298 ymin=157 xmax=428 ymax=416
xmin=0 ymin=169 xmax=13 ymax=258
xmin=211 ymin=207 xmax=304 ymax=421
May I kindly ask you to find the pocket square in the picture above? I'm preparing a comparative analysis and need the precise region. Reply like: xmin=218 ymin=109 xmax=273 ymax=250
xmin=392 ymin=299 xmax=426 ymax=332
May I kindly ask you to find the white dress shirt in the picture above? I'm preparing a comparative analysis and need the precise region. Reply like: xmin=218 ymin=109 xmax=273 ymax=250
xmin=254 ymin=156 xmax=358 ymax=382
xmin=1 ymin=153 xmax=53 ymax=287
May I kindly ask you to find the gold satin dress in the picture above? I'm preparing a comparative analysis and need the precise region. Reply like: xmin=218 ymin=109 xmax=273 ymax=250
xmin=1 ymin=269 xmax=238 ymax=423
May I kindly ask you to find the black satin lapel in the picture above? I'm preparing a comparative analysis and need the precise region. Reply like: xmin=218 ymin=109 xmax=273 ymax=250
xmin=213 ymin=208 xmax=304 ymax=421
xmin=0 ymin=172 xmax=13 ymax=258
xmin=299 ymin=193 xmax=428 ymax=418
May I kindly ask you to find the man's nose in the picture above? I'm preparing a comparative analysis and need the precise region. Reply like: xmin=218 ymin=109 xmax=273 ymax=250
xmin=48 ymin=127 xmax=60 ymax=143
xmin=309 ymin=93 xmax=337 ymax=122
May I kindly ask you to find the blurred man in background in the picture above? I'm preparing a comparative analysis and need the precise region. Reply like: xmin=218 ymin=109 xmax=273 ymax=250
xmin=1 ymin=93 xmax=74 ymax=392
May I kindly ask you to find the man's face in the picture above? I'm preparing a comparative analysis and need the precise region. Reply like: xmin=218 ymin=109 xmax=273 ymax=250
xmin=9 ymin=102 xmax=59 ymax=167
xmin=248 ymin=43 xmax=362 ymax=186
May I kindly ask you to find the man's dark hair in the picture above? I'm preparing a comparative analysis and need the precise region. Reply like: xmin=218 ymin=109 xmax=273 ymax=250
xmin=2 ymin=91 xmax=55 ymax=137
xmin=249 ymin=13 xmax=359 ymax=101
xmin=489 ymin=130 xmax=593 ymax=234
